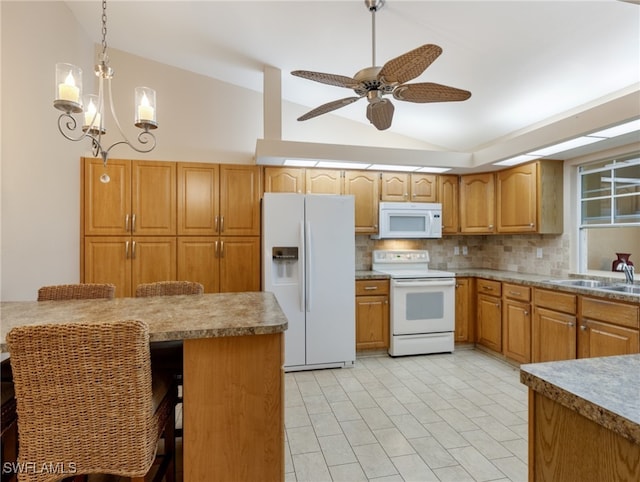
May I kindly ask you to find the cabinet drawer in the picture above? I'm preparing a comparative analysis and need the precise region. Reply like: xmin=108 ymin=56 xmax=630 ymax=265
xmin=534 ymin=288 xmax=577 ymax=315
xmin=356 ymin=279 xmax=390 ymax=296
xmin=503 ymin=283 xmax=531 ymax=302
xmin=581 ymin=297 xmax=639 ymax=330
xmin=477 ymin=279 xmax=501 ymax=297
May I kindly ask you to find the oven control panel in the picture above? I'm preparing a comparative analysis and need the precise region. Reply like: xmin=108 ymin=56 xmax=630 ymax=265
xmin=373 ymin=250 xmax=430 ymax=264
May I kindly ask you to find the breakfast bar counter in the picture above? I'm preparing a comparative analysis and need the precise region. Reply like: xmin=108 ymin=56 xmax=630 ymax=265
xmin=1 ymin=292 xmax=288 ymax=482
xmin=520 ymin=355 xmax=640 ymax=481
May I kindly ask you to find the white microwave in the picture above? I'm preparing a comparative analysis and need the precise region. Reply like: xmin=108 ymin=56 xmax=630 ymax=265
xmin=373 ymin=202 xmax=443 ymax=239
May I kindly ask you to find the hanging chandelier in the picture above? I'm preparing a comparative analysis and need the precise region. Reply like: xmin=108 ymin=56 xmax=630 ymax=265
xmin=53 ymin=0 xmax=157 ymax=175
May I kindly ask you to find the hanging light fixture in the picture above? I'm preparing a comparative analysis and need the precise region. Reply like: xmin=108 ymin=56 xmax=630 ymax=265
xmin=53 ymin=0 xmax=157 ymax=181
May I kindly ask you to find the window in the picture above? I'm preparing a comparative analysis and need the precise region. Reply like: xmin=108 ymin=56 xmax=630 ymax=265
xmin=579 ymin=153 xmax=640 ymax=273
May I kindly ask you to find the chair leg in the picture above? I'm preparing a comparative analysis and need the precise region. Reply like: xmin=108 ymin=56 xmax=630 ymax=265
xmin=164 ymin=388 xmax=177 ymax=482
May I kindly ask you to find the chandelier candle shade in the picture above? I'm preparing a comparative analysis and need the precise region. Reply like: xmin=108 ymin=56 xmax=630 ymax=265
xmin=53 ymin=0 xmax=157 ymax=175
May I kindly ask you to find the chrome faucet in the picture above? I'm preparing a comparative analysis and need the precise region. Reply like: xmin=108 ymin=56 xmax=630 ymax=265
xmin=620 ymin=259 xmax=635 ymax=284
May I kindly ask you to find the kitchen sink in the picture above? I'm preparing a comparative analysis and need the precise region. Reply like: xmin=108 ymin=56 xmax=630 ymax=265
xmin=600 ymin=284 xmax=640 ymax=295
xmin=546 ymin=279 xmax=607 ymax=288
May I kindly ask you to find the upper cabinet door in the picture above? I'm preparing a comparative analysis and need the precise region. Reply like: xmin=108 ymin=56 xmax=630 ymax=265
xmin=219 ymin=164 xmax=261 ymax=236
xmin=438 ymin=175 xmax=459 ymax=234
xmin=380 ymin=172 xmax=410 ymax=201
xmin=306 ymin=169 xmax=342 ymax=194
xmin=131 ymin=161 xmax=177 ymax=235
xmin=83 ymin=158 xmax=131 ymax=236
xmin=343 ymin=170 xmax=380 ymax=234
xmin=264 ymin=167 xmax=304 ymax=193
xmin=496 ymin=163 xmax=537 ymax=233
xmin=410 ymin=174 xmax=437 ymax=202
xmin=178 ymin=163 xmax=219 ymax=236
xmin=460 ymin=173 xmax=495 ymax=233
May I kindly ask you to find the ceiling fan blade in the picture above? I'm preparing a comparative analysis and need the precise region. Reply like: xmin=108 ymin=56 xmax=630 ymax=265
xmin=378 ymin=44 xmax=443 ymax=85
xmin=393 ymin=82 xmax=471 ymax=103
xmin=297 ymin=96 xmax=362 ymax=121
xmin=366 ymin=99 xmax=394 ymax=131
xmin=291 ymin=70 xmax=360 ymax=89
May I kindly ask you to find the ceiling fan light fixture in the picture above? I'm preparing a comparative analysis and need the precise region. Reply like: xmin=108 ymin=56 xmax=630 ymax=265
xmin=291 ymin=1 xmax=471 ymax=130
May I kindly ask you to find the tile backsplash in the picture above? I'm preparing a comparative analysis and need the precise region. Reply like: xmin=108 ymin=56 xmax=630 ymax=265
xmin=356 ymin=233 xmax=571 ymax=277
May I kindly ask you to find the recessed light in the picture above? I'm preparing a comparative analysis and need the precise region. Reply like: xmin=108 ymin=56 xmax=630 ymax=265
xmin=315 ymin=161 xmax=371 ymax=169
xmin=414 ymin=166 xmax=452 ymax=173
xmin=493 ymin=155 xmax=538 ymax=166
xmin=588 ymin=119 xmax=640 ymax=138
xmin=527 ymin=136 xmax=603 ymax=157
xmin=368 ymin=164 xmax=418 ymax=172
xmin=283 ymin=159 xmax=317 ymax=167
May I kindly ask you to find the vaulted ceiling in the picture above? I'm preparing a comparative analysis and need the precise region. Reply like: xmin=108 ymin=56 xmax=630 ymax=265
xmin=65 ymin=1 xmax=639 ymax=164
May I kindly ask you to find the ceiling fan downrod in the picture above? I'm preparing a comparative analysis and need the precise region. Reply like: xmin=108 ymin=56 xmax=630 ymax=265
xmin=365 ymin=0 xmax=384 ymax=66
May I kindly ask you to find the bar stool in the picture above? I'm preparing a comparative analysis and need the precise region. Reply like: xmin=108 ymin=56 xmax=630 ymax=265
xmin=6 ymin=320 xmax=177 ymax=482
xmin=37 ymin=283 xmax=115 ymax=301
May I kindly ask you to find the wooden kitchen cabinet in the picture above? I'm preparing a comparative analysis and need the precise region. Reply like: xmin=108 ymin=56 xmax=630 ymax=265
xmin=83 ymin=157 xmax=176 ymax=236
xmin=455 ymin=277 xmax=474 ymax=343
xmin=438 ymin=175 xmax=459 ymax=234
xmin=502 ymin=283 xmax=531 ymax=363
xmin=263 ymin=167 xmax=304 ymax=193
xmin=177 ymin=237 xmax=260 ymax=294
xmin=178 ymin=163 xmax=260 ymax=236
xmin=460 ymin=173 xmax=495 ymax=234
xmin=496 ymin=159 xmax=563 ymax=234
xmin=476 ymin=279 xmax=502 ymax=352
xmin=355 ymin=279 xmax=389 ymax=351
xmin=306 ymin=169 xmax=342 ymax=194
xmin=578 ymin=296 xmax=639 ymax=358
xmin=532 ymin=288 xmax=577 ymax=362
xmin=380 ymin=172 xmax=437 ymax=202
xmin=84 ymin=236 xmax=177 ymax=298
xmin=344 ymin=170 xmax=380 ymax=234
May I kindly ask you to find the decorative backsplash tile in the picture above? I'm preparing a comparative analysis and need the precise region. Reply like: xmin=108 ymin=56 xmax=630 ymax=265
xmin=356 ymin=234 xmax=570 ymax=277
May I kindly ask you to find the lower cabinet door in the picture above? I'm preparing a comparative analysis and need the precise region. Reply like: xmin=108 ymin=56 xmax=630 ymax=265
xmin=356 ymin=295 xmax=389 ymax=350
xmin=476 ymin=294 xmax=502 ymax=352
xmin=177 ymin=237 xmax=220 ymax=293
xmin=502 ymin=299 xmax=531 ymax=363
xmin=131 ymin=237 xmax=177 ymax=291
xmin=84 ymin=237 xmax=132 ymax=297
xmin=532 ymin=307 xmax=576 ymax=362
xmin=578 ymin=319 xmax=640 ymax=358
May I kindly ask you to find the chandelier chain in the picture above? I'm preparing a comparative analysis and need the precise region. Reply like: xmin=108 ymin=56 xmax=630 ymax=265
xmin=101 ymin=0 xmax=108 ymax=60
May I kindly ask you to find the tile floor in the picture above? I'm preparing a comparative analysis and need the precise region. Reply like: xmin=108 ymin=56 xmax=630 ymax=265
xmin=96 ymin=348 xmax=529 ymax=482
xmin=284 ymin=348 xmax=528 ymax=482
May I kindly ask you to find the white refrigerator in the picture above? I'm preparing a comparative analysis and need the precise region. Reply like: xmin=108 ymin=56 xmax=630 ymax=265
xmin=262 ymin=193 xmax=355 ymax=371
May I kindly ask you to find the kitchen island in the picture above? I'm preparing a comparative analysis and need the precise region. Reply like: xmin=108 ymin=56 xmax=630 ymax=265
xmin=1 ymin=292 xmax=288 ymax=482
xmin=520 ymin=355 xmax=640 ymax=481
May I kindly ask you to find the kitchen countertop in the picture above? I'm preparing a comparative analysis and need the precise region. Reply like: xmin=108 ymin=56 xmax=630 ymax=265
xmin=0 ymin=292 xmax=288 ymax=352
xmin=356 ymin=268 xmax=640 ymax=303
xmin=520 ymin=354 xmax=640 ymax=445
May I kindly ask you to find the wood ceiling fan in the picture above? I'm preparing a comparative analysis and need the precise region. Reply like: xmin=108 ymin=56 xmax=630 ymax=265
xmin=291 ymin=0 xmax=471 ymax=131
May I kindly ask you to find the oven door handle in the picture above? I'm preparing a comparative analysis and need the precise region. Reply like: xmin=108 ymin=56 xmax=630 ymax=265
xmin=391 ymin=278 xmax=456 ymax=288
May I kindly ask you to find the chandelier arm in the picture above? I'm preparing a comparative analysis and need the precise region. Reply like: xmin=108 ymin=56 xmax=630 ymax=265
xmin=56 ymin=114 xmax=91 ymax=142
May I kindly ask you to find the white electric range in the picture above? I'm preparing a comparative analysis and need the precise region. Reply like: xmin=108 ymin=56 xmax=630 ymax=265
xmin=372 ymin=250 xmax=455 ymax=356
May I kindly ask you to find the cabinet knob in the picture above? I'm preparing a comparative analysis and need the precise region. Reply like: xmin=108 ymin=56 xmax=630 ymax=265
xmin=488 ymin=224 xmax=494 ymax=230
xmin=568 ymin=322 xmax=575 ymax=327
xmin=580 ymin=324 xmax=587 ymax=331
xmin=524 ymin=310 xmax=529 ymax=316
xmin=529 ymin=223 xmax=535 ymax=227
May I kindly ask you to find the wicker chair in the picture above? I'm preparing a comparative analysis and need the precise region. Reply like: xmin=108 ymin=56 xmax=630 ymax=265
xmin=135 ymin=281 xmax=203 ymax=297
xmin=6 ymin=320 xmax=177 ymax=482
xmin=37 ymin=283 xmax=115 ymax=301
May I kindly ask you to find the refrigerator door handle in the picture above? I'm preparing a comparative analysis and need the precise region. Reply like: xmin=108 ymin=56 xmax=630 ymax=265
xmin=305 ymin=221 xmax=312 ymax=312
xmin=298 ymin=221 xmax=305 ymax=312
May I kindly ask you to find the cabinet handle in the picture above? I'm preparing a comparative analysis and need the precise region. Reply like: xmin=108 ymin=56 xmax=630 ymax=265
xmin=509 ymin=291 xmax=521 ymax=296
xmin=125 ymin=214 xmax=130 ymax=232
xmin=482 ymin=286 xmax=493 ymax=291
xmin=220 ymin=240 xmax=224 ymax=257
xmin=220 ymin=216 xmax=224 ymax=233
xmin=215 ymin=240 xmax=219 ymax=257
xmin=131 ymin=241 xmax=136 ymax=259
xmin=215 ymin=215 xmax=219 ymax=233
xmin=131 ymin=214 xmax=136 ymax=233
xmin=125 ymin=241 xmax=130 ymax=259
xmin=364 ymin=286 xmax=378 ymax=290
